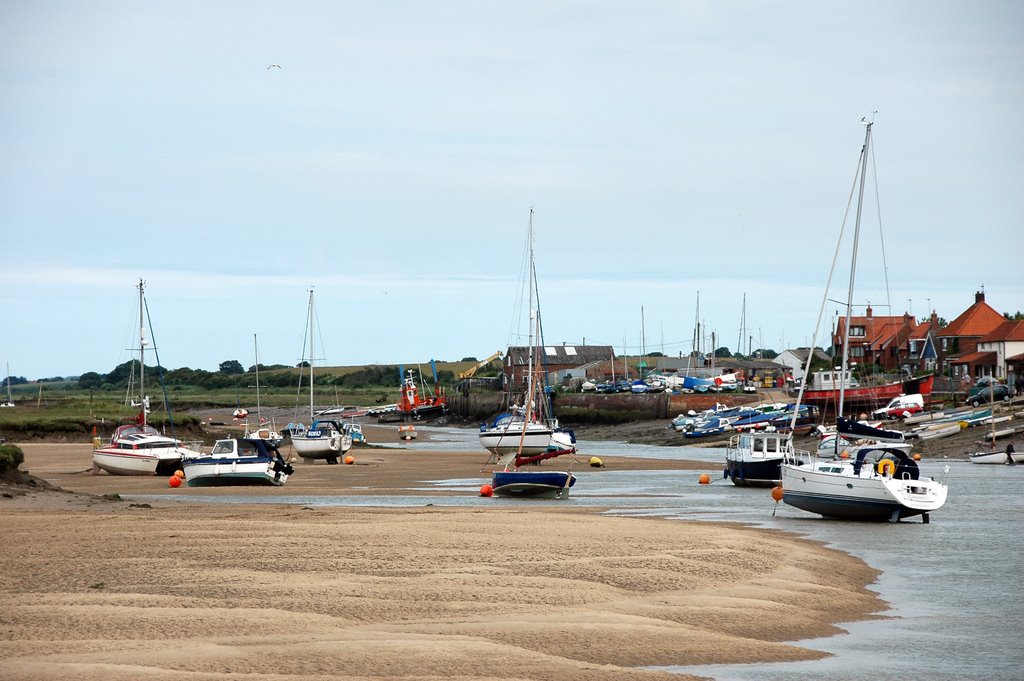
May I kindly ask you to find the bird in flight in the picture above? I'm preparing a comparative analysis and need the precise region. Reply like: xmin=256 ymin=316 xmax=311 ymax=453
xmin=267 ymin=64 xmax=282 ymax=69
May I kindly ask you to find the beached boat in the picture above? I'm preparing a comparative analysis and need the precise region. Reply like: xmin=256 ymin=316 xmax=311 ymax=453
xmin=387 ymin=364 xmax=449 ymax=422
xmin=485 ymin=210 xmax=576 ymax=498
xmin=725 ymin=431 xmax=808 ymax=487
xmin=398 ymin=424 xmax=417 ymax=440
xmin=182 ymin=438 xmax=294 ymax=487
xmin=779 ymin=121 xmax=949 ymax=522
xmin=92 ymin=280 xmax=202 ymax=476
xmin=800 ymin=371 xmax=934 ymax=409
xmin=970 ymin=392 xmax=1016 ymax=464
xmin=290 ymin=290 xmax=352 ymax=464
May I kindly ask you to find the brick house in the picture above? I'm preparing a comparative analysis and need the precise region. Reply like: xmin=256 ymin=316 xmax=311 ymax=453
xmin=936 ymin=291 xmax=1005 ymax=381
xmin=503 ymin=344 xmax=615 ymax=390
xmin=832 ymin=306 xmax=909 ymax=373
xmin=954 ymin=319 xmax=1024 ymax=383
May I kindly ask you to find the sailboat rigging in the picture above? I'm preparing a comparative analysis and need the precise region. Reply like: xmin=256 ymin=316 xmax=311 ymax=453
xmin=92 ymin=280 xmax=202 ymax=476
xmin=289 ymin=289 xmax=352 ymax=464
xmin=779 ymin=120 xmax=948 ymax=522
xmin=480 ymin=209 xmax=577 ymax=498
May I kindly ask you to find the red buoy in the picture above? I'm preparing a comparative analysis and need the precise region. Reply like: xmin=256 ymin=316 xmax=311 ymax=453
xmin=344 ymin=455 xmax=355 ymax=465
xmin=771 ymin=486 xmax=784 ymax=502
xmin=698 ymin=473 xmax=711 ymax=485
xmin=168 ymin=475 xmax=182 ymax=488
xmin=479 ymin=484 xmax=493 ymax=497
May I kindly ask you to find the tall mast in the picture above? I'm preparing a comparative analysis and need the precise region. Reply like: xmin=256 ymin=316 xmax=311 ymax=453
xmin=838 ymin=122 xmax=872 ymax=417
xmin=254 ymin=333 xmax=262 ymax=422
xmin=307 ymin=289 xmax=315 ymax=420
xmin=138 ymin=278 xmax=146 ymax=426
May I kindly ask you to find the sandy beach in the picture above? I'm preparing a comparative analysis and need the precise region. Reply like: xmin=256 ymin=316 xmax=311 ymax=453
xmin=1 ymin=435 xmax=886 ymax=680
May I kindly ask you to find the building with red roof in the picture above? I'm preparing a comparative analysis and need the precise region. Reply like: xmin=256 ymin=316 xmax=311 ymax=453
xmin=937 ymin=291 xmax=1006 ymax=381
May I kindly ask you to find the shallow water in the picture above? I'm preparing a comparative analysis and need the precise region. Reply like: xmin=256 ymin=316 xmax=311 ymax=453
xmin=139 ymin=425 xmax=1024 ymax=679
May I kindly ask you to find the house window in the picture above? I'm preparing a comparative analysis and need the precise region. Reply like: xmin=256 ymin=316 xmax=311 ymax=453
xmin=850 ymin=346 xmax=865 ymax=358
xmin=909 ymin=340 xmax=918 ymax=353
xmin=849 ymin=326 xmax=866 ymax=337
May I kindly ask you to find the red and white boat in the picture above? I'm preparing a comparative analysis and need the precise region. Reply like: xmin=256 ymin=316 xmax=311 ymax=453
xmin=800 ymin=369 xmax=934 ymax=409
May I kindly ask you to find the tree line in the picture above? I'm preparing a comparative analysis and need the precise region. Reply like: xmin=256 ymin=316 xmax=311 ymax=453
xmin=75 ymin=361 xmax=453 ymax=391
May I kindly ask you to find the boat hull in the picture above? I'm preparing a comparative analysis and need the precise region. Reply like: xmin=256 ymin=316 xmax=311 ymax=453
xmin=491 ymin=470 xmax=576 ymax=498
xmin=780 ymin=461 xmax=947 ymax=521
xmin=724 ymin=457 xmax=783 ymax=487
xmin=479 ymin=426 xmax=555 ymax=456
xmin=969 ymin=451 xmax=1012 ymax=465
xmin=92 ymin=448 xmax=185 ymax=476
xmin=802 ymin=374 xmax=935 ymax=408
xmin=292 ymin=434 xmax=352 ymax=462
xmin=183 ymin=458 xmax=288 ymax=486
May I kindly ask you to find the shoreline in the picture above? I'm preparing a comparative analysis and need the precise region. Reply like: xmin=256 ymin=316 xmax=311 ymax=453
xmin=1 ymin=441 xmax=886 ymax=680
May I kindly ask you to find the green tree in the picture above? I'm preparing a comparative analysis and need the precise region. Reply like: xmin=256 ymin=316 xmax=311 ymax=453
xmin=219 ymin=360 xmax=245 ymax=374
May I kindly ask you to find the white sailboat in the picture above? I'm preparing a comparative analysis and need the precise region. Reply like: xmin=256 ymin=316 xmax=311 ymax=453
xmin=92 ymin=280 xmax=202 ymax=476
xmin=290 ymin=289 xmax=352 ymax=464
xmin=481 ymin=209 xmax=577 ymax=498
xmin=969 ymin=382 xmax=1014 ymax=464
xmin=779 ymin=121 xmax=949 ymax=522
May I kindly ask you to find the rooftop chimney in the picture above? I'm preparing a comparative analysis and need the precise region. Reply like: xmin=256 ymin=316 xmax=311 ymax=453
xmin=866 ymin=305 xmax=873 ymax=318
xmin=975 ymin=291 xmax=986 ymax=304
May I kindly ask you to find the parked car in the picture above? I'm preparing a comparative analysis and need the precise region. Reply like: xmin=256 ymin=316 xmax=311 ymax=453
xmin=967 ymin=382 xmax=1011 ymax=406
xmin=871 ymin=393 xmax=924 ymax=419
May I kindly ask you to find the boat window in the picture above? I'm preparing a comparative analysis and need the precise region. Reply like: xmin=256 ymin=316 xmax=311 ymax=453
xmin=212 ymin=441 xmax=234 ymax=455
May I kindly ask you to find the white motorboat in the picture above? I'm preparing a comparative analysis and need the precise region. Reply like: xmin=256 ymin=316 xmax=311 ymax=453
xmin=183 ymin=438 xmax=293 ymax=487
xmin=93 ymin=423 xmax=200 ymax=476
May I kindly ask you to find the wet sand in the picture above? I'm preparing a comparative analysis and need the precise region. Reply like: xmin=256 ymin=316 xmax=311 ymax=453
xmin=1 ymin=437 xmax=885 ymax=681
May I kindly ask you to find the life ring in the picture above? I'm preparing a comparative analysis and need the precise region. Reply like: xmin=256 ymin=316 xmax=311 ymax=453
xmin=877 ymin=459 xmax=896 ymax=476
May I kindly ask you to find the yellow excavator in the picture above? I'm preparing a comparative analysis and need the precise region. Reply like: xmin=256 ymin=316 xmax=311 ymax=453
xmin=458 ymin=351 xmax=504 ymax=379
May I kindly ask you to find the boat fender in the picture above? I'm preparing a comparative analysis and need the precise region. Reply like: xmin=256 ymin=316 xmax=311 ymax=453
xmin=723 ymin=468 xmax=729 ymax=479
xmin=877 ymin=459 xmax=896 ymax=477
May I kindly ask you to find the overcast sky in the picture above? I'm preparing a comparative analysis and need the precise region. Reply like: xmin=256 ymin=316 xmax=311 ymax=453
xmin=2 ymin=1 xmax=1021 ymax=380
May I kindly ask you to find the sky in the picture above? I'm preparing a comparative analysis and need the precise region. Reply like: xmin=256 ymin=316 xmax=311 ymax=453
xmin=1 ymin=1 xmax=1022 ymax=380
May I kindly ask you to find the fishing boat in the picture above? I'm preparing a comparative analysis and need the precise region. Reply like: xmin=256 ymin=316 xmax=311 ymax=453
xmin=182 ymin=438 xmax=294 ymax=486
xmin=290 ymin=290 xmax=352 ymax=464
xmin=92 ymin=280 xmax=202 ymax=476
xmin=484 ymin=210 xmax=576 ymax=498
xmin=800 ymin=370 xmax=934 ymax=409
xmin=398 ymin=424 xmax=417 ymax=440
xmin=386 ymin=364 xmax=448 ymax=422
xmin=779 ymin=121 xmax=949 ymax=522
xmin=725 ymin=430 xmax=808 ymax=487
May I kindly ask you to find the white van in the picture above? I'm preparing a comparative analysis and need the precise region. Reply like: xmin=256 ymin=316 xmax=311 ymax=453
xmin=871 ymin=393 xmax=925 ymax=419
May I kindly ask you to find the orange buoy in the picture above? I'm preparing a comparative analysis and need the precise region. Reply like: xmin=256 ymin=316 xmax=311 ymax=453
xmin=771 ymin=486 xmax=784 ymax=502
xmin=344 ymin=455 xmax=355 ymax=465
xmin=913 ymin=453 xmax=921 ymax=461
xmin=479 ymin=484 xmax=493 ymax=497
xmin=698 ymin=473 xmax=711 ymax=485
xmin=168 ymin=475 xmax=182 ymax=488
xmin=174 ymin=469 xmax=185 ymax=478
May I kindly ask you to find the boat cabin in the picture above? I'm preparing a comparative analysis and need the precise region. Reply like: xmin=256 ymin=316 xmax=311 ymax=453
xmin=808 ymin=369 xmax=860 ymax=390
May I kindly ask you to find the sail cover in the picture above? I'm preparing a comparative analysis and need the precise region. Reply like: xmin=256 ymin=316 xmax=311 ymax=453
xmin=837 ymin=416 xmax=905 ymax=443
